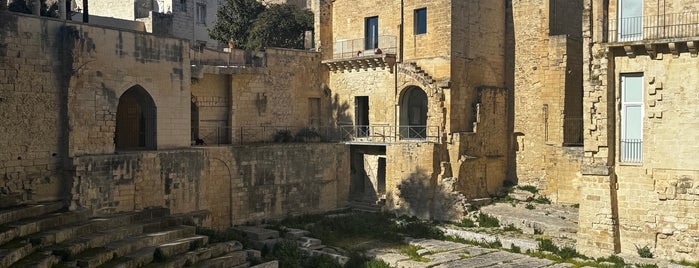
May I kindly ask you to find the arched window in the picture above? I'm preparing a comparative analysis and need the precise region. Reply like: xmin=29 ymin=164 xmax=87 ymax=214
xmin=399 ymin=86 xmax=428 ymax=139
xmin=115 ymin=85 xmax=157 ymax=150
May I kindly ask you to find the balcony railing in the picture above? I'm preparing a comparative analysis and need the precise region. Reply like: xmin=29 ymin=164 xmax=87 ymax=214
xmin=332 ymin=36 xmax=397 ymax=60
xmin=563 ymin=117 xmax=583 ymax=146
xmin=608 ymin=12 xmax=699 ymax=42
xmin=620 ymin=139 xmax=643 ymax=163
xmin=191 ymin=125 xmax=441 ymax=145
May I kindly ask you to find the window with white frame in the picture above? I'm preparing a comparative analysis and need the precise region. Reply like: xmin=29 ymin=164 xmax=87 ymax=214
xmin=196 ymin=3 xmax=206 ymax=24
xmin=620 ymin=73 xmax=643 ymax=163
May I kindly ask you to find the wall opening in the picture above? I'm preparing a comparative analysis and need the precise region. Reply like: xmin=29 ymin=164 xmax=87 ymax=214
xmin=115 ymin=85 xmax=157 ymax=150
xmin=400 ymin=86 xmax=428 ymax=139
xmin=191 ymin=100 xmax=200 ymax=144
xmin=355 ymin=96 xmax=369 ymax=137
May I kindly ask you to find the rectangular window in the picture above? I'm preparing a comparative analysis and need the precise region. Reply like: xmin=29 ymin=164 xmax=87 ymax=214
xmin=620 ymin=74 xmax=643 ymax=163
xmin=196 ymin=3 xmax=206 ymax=24
xmin=618 ymin=0 xmax=643 ymax=41
xmin=364 ymin=16 xmax=379 ymax=50
xmin=180 ymin=0 xmax=187 ymax=12
xmin=414 ymin=8 xmax=427 ymax=35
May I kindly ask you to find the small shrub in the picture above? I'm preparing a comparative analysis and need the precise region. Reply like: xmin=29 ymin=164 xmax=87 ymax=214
xmin=557 ymin=246 xmax=580 ymax=260
xmin=503 ymin=224 xmax=521 ymax=233
xmin=456 ymin=218 xmax=476 ymax=228
xmin=273 ymin=130 xmax=294 ymax=142
xmin=294 ymin=128 xmax=321 ymax=142
xmin=401 ymin=221 xmax=445 ymax=240
xmin=399 ymin=245 xmax=429 ymax=262
xmin=525 ymin=204 xmax=535 ymax=210
xmin=270 ymin=240 xmax=303 ymax=268
xmin=510 ymin=244 xmax=521 ymax=253
xmin=477 ymin=213 xmax=500 ymax=228
xmin=517 ymin=185 xmax=539 ymax=194
xmin=486 ymin=238 xmax=502 ymax=249
xmin=596 ymin=255 xmax=625 ymax=266
xmin=571 ymin=203 xmax=580 ymax=208
xmin=636 ymin=244 xmax=654 ymax=258
xmin=533 ymin=228 xmax=543 ymax=235
xmin=536 ymin=238 xmax=559 ymax=253
xmin=532 ymin=196 xmax=551 ymax=204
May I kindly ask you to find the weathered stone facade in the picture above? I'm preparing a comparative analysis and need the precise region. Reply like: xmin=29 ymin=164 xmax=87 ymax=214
xmin=317 ymin=0 xmax=509 ymax=219
xmin=511 ymin=0 xmax=584 ymax=204
xmin=577 ymin=0 xmax=699 ymax=261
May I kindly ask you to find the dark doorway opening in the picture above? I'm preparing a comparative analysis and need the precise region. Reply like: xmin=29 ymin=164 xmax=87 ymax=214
xmin=115 ymin=85 xmax=157 ymax=150
xmin=355 ymin=96 xmax=369 ymax=137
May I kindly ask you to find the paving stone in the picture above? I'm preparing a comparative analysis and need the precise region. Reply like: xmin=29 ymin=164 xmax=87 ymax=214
xmin=251 ymin=260 xmax=279 ymax=268
xmin=546 ymin=263 xmax=575 ymax=268
xmin=434 ymin=250 xmax=527 ymax=268
xmin=407 ymin=238 xmax=469 ymax=253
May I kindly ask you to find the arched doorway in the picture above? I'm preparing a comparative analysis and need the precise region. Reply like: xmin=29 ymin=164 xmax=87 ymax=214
xmin=115 ymin=85 xmax=157 ymax=150
xmin=399 ymin=86 xmax=428 ymax=139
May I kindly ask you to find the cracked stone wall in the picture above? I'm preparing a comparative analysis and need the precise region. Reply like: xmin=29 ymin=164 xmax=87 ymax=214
xmin=511 ymin=0 xmax=584 ymax=204
xmin=70 ymin=144 xmax=350 ymax=229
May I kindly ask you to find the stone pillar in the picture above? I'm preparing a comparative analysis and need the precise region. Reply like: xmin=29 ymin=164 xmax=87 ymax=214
xmin=32 ymin=0 xmax=40 ymax=15
xmin=58 ymin=0 xmax=66 ymax=19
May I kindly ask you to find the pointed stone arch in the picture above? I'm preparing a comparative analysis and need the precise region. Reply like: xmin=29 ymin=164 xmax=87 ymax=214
xmin=115 ymin=85 xmax=157 ymax=150
xmin=399 ymin=86 xmax=428 ymax=139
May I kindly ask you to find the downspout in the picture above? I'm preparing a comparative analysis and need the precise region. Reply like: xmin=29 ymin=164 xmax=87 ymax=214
xmin=395 ymin=0 xmax=404 ymax=129
xmin=82 ymin=0 xmax=88 ymax=23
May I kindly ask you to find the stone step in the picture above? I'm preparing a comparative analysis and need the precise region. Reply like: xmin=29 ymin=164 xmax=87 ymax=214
xmin=0 ymin=240 xmax=34 ymax=268
xmin=0 ymin=209 xmax=90 ymax=255
xmin=347 ymin=201 xmax=381 ymax=213
xmin=28 ymin=211 xmax=147 ymax=247
xmin=6 ymin=250 xmax=60 ymax=268
xmin=141 ymin=241 xmax=244 ymax=268
xmin=73 ymin=225 xmax=196 ymax=268
xmin=479 ymin=203 xmax=578 ymax=239
xmin=196 ymin=251 xmax=248 ymax=268
xmin=51 ymin=221 xmax=160 ymax=260
xmin=154 ymin=236 xmax=209 ymax=260
xmin=0 ymin=202 xmax=64 ymax=226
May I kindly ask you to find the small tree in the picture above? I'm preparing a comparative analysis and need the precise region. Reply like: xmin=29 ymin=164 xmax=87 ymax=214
xmin=245 ymin=4 xmax=313 ymax=51
xmin=208 ymin=0 xmax=266 ymax=49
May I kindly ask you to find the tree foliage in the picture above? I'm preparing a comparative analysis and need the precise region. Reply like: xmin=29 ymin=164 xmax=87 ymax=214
xmin=208 ymin=0 xmax=266 ymax=49
xmin=7 ymin=0 xmax=59 ymax=17
xmin=209 ymin=1 xmax=313 ymax=51
xmin=245 ymin=4 xmax=312 ymax=51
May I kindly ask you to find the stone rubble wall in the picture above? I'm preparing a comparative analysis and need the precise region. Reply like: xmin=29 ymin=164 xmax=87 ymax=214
xmin=69 ymin=144 xmax=350 ymax=229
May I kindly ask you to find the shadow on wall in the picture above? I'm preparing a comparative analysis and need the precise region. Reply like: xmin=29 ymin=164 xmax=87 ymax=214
xmin=391 ymin=168 xmax=465 ymax=221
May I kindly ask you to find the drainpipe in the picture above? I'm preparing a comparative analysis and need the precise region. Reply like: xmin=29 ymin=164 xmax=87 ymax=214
xmin=395 ymin=0 xmax=404 ymax=130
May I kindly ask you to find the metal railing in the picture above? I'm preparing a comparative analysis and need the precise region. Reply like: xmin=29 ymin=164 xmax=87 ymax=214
xmin=620 ymin=139 xmax=643 ymax=163
xmin=608 ymin=12 xmax=699 ymax=42
xmin=339 ymin=125 xmax=441 ymax=143
xmin=332 ymin=35 xmax=397 ymax=60
xmin=191 ymin=125 xmax=441 ymax=146
xmin=563 ymin=117 xmax=583 ymax=146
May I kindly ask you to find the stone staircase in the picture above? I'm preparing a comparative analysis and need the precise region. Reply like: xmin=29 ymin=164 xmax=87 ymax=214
xmin=401 ymin=62 xmax=436 ymax=85
xmin=347 ymin=196 xmax=385 ymax=213
xmin=0 ymin=203 xmax=271 ymax=268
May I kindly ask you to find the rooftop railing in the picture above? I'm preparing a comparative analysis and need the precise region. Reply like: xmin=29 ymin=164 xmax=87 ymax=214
xmin=608 ymin=12 xmax=699 ymax=42
xmin=332 ymin=36 xmax=397 ymax=60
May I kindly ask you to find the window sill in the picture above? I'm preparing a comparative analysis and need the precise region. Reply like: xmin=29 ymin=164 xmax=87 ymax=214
xmin=618 ymin=161 xmax=643 ymax=166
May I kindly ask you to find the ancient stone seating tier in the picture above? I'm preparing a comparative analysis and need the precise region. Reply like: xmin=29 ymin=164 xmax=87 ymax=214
xmin=0 ymin=203 xmax=273 ymax=268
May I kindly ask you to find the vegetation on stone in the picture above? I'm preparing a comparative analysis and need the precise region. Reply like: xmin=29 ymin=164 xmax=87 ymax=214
xmin=398 ymin=245 xmax=430 ymax=262
xmin=477 ymin=213 xmax=500 ymax=227
xmin=635 ymin=244 xmax=654 ymax=258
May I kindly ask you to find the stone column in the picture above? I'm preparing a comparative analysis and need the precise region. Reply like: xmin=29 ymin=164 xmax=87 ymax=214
xmin=58 ymin=0 xmax=66 ymax=19
xmin=32 ymin=0 xmax=40 ymax=15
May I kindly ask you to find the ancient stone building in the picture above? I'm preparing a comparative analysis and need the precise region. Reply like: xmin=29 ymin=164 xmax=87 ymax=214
xmin=577 ymin=0 xmax=699 ymax=261
xmin=313 ymin=0 xmax=509 ymax=219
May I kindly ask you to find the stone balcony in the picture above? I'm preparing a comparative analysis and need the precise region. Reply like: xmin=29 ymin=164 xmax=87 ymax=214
xmin=607 ymin=12 xmax=699 ymax=58
xmin=322 ymin=36 xmax=397 ymax=73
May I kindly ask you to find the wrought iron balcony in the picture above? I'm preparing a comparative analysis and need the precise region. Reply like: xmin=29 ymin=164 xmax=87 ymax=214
xmin=608 ymin=12 xmax=699 ymax=43
xmin=323 ymin=36 xmax=397 ymax=72
xmin=338 ymin=125 xmax=441 ymax=144
xmin=620 ymin=139 xmax=643 ymax=163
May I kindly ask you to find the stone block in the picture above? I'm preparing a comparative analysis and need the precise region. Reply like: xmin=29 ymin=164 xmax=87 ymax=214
xmin=233 ymin=226 xmax=279 ymax=241
xmin=297 ymin=236 xmax=322 ymax=249
xmin=251 ymin=260 xmax=279 ymax=268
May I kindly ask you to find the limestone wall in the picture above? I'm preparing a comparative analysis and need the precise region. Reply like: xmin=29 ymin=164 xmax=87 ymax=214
xmin=579 ymin=0 xmax=699 ymax=261
xmin=73 ymin=0 xmax=136 ymax=20
xmin=230 ymin=48 xmax=325 ymax=143
xmin=0 ymin=11 xmax=191 ymax=204
xmin=69 ymin=144 xmax=350 ymax=229
xmin=511 ymin=0 xmax=583 ymax=203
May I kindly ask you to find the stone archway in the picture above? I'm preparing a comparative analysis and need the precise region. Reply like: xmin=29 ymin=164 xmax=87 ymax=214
xmin=115 ymin=85 xmax=157 ymax=150
xmin=399 ymin=86 xmax=428 ymax=139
